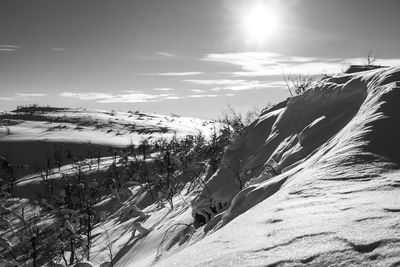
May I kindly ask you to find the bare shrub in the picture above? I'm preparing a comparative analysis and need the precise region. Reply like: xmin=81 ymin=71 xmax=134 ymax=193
xmin=282 ymin=74 xmax=315 ymax=96
xmin=364 ymin=49 xmax=378 ymax=69
xmin=220 ymin=105 xmax=244 ymax=133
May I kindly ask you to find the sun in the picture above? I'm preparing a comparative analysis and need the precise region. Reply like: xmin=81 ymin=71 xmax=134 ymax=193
xmin=241 ymin=2 xmax=280 ymax=44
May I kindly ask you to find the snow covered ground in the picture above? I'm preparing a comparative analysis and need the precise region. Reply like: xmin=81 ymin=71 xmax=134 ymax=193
xmin=2 ymin=66 xmax=400 ymax=266
xmin=0 ymin=108 xmax=218 ymax=146
xmin=0 ymin=108 xmax=220 ymax=177
xmin=161 ymin=67 xmax=400 ymax=266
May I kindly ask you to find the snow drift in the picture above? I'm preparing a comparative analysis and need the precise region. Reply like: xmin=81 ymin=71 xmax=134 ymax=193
xmin=160 ymin=66 xmax=400 ymax=266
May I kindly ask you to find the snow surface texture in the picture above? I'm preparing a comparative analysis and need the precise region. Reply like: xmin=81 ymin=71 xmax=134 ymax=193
xmin=0 ymin=108 xmax=219 ymax=177
xmin=0 ymin=109 xmax=217 ymax=146
xmin=3 ymin=67 xmax=400 ymax=267
xmin=161 ymin=67 xmax=400 ymax=266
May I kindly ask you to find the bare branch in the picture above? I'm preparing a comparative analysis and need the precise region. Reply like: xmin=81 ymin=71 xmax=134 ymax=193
xmin=282 ymin=74 xmax=315 ymax=96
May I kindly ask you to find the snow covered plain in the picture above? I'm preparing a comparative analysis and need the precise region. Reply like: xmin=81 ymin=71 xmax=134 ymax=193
xmin=1 ymin=66 xmax=400 ymax=266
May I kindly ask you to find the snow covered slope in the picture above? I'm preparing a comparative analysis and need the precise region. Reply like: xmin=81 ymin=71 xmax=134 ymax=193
xmin=0 ymin=108 xmax=219 ymax=176
xmin=0 ymin=108 xmax=217 ymax=146
xmin=3 ymin=67 xmax=400 ymax=267
xmin=157 ymin=67 xmax=400 ymax=266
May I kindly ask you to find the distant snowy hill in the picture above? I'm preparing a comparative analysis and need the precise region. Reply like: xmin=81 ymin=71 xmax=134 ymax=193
xmin=0 ymin=108 xmax=219 ymax=176
xmin=0 ymin=107 xmax=218 ymax=145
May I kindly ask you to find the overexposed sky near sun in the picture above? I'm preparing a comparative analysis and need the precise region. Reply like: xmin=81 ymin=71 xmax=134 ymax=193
xmin=1 ymin=0 xmax=400 ymax=118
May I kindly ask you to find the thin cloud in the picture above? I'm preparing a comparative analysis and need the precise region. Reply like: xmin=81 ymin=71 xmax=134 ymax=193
xmin=188 ymin=94 xmax=218 ymax=98
xmin=60 ymin=92 xmax=113 ymax=101
xmin=99 ymin=93 xmax=172 ymax=103
xmin=16 ymin=93 xmax=47 ymax=97
xmin=185 ymin=79 xmax=246 ymax=85
xmin=151 ymin=72 xmax=204 ymax=76
xmin=211 ymin=80 xmax=286 ymax=91
xmin=0 ymin=92 xmax=47 ymax=101
xmin=191 ymin=89 xmax=206 ymax=93
xmin=0 ymin=44 xmax=19 ymax=52
xmin=157 ymin=52 xmax=175 ymax=57
xmin=186 ymin=79 xmax=286 ymax=91
xmin=50 ymin=47 xmax=66 ymax=52
xmin=153 ymin=88 xmax=174 ymax=91
xmin=166 ymin=96 xmax=183 ymax=100
xmin=60 ymin=91 xmax=175 ymax=103
xmin=201 ymin=52 xmax=400 ymax=76
xmin=0 ymin=44 xmax=19 ymax=48
xmin=347 ymin=58 xmax=400 ymax=68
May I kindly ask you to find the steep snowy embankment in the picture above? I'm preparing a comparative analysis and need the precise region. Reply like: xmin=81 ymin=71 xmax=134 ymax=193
xmin=156 ymin=67 xmax=400 ymax=266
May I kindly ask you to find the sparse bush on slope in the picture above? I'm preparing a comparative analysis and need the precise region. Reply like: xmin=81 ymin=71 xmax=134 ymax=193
xmin=219 ymin=105 xmax=263 ymax=134
xmin=0 ymin=114 xmax=235 ymax=266
xmin=0 ymin=156 xmax=16 ymax=194
xmin=283 ymin=73 xmax=315 ymax=96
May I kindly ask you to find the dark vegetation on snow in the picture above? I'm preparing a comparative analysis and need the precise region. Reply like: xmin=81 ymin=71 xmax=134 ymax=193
xmin=0 ymin=105 xmax=241 ymax=266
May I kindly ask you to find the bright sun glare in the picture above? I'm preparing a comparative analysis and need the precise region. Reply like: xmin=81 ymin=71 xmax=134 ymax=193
xmin=242 ymin=2 xmax=279 ymax=44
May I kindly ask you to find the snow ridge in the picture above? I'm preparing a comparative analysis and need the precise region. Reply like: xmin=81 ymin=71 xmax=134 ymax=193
xmin=160 ymin=66 xmax=400 ymax=266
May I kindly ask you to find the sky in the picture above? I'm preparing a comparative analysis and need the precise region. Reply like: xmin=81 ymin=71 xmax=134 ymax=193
xmin=1 ymin=0 xmax=400 ymax=118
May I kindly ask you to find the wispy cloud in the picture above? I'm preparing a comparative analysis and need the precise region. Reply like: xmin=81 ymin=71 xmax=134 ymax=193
xmin=16 ymin=93 xmax=47 ymax=97
xmin=191 ymin=89 xmax=206 ymax=93
xmin=151 ymin=72 xmax=204 ymax=76
xmin=202 ymin=52 xmax=400 ymax=76
xmin=50 ymin=47 xmax=66 ymax=52
xmin=0 ymin=44 xmax=19 ymax=52
xmin=165 ymin=96 xmax=183 ymax=100
xmin=99 ymin=93 xmax=172 ymax=103
xmin=212 ymin=80 xmax=286 ymax=91
xmin=152 ymin=87 xmax=174 ymax=91
xmin=0 ymin=92 xmax=47 ymax=101
xmin=349 ymin=58 xmax=400 ymax=67
xmin=185 ymin=79 xmax=286 ymax=91
xmin=188 ymin=94 xmax=218 ymax=98
xmin=184 ymin=79 xmax=246 ymax=85
xmin=60 ymin=92 xmax=113 ymax=101
xmin=202 ymin=52 xmax=342 ymax=76
xmin=157 ymin=52 xmax=175 ymax=57
xmin=60 ymin=91 xmax=175 ymax=103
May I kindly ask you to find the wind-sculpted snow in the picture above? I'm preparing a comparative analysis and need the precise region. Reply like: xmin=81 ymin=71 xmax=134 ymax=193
xmin=173 ymin=67 xmax=400 ymax=266
xmin=192 ymin=73 xmax=369 ymax=226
